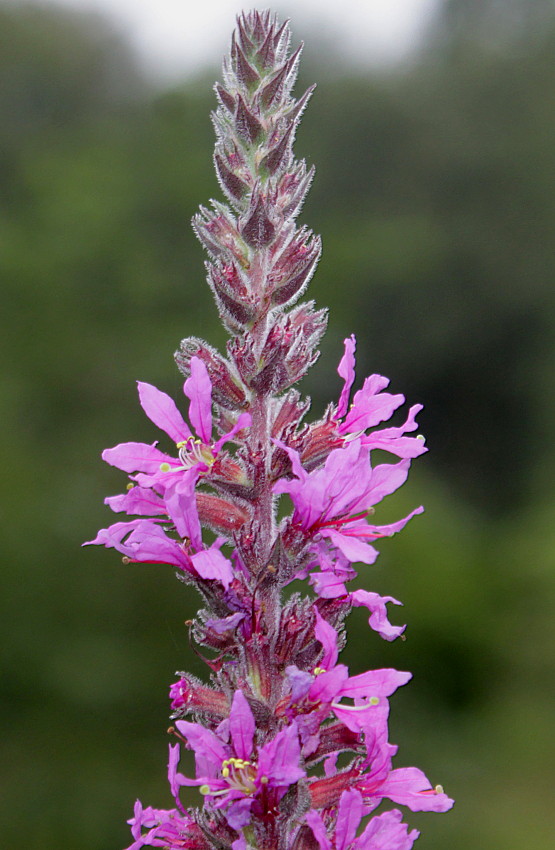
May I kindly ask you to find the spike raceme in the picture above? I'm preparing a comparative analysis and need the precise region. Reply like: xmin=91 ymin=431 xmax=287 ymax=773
xmin=85 ymin=10 xmax=454 ymax=850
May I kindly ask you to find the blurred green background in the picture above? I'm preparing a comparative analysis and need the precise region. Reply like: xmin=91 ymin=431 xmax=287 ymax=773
xmin=1 ymin=1 xmax=554 ymax=848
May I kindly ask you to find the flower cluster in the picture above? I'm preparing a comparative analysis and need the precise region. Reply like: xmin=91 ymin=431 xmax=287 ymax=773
xmin=87 ymin=10 xmax=453 ymax=850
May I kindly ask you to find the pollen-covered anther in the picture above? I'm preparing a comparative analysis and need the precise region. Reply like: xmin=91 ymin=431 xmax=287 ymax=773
xmin=435 ymin=784 xmax=444 ymax=794
xmin=312 ymin=666 xmax=326 ymax=676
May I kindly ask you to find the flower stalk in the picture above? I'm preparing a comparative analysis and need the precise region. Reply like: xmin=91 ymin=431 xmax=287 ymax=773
xmin=86 ymin=10 xmax=454 ymax=850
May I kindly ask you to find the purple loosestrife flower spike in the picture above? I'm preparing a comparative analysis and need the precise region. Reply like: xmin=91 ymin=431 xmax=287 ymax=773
xmin=86 ymin=10 xmax=454 ymax=850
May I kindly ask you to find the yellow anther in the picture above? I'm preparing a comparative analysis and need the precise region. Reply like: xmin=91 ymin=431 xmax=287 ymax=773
xmin=199 ymin=785 xmax=211 ymax=795
xmin=416 ymin=434 xmax=425 ymax=441
xmin=222 ymin=767 xmax=230 ymax=777
xmin=369 ymin=696 xmax=380 ymax=706
xmin=313 ymin=667 xmax=326 ymax=676
xmin=126 ymin=482 xmax=135 ymax=490
xmin=176 ymin=440 xmax=187 ymax=449
xmin=159 ymin=462 xmax=171 ymax=472
xmin=259 ymin=775 xmax=269 ymax=785
xmin=435 ymin=784 xmax=444 ymax=795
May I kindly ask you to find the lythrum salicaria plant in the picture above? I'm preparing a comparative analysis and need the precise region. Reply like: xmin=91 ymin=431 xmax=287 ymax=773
xmin=86 ymin=10 xmax=454 ymax=849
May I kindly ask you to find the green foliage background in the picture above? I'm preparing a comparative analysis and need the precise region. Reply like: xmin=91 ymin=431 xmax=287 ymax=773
xmin=1 ymin=2 xmax=554 ymax=848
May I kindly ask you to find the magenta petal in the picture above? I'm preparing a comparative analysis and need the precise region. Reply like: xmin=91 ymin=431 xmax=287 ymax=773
xmin=213 ymin=411 xmax=251 ymax=453
xmin=324 ymin=528 xmax=379 ymax=565
xmin=306 ymin=809 xmax=332 ymax=850
xmin=191 ymin=548 xmax=234 ymax=588
xmin=365 ymin=459 xmax=411 ymax=507
xmin=336 ymin=788 xmax=363 ymax=850
xmin=83 ymin=519 xmax=144 ymax=549
xmin=351 ymin=589 xmax=406 ymax=641
xmin=122 ymin=522 xmax=190 ymax=569
xmin=341 ymin=669 xmax=412 ymax=701
xmin=102 ymin=441 xmax=172 ymax=474
xmin=184 ymin=357 xmax=212 ymax=443
xmin=229 ymin=690 xmax=255 ymax=761
xmin=357 ymin=810 xmax=419 ymax=850
xmin=232 ymin=835 xmax=247 ymax=850
xmin=365 ymin=506 xmax=424 ymax=538
xmin=225 ymin=797 xmax=254 ymax=830
xmin=258 ymin=723 xmax=305 ymax=787
xmin=343 ymin=377 xmax=404 ymax=434
xmin=105 ymin=486 xmax=166 ymax=516
xmin=175 ymin=720 xmax=227 ymax=778
xmin=137 ymin=381 xmax=191 ymax=444
xmin=167 ymin=743 xmax=187 ymax=799
xmin=314 ymin=608 xmax=339 ymax=669
xmin=310 ymin=666 xmax=348 ymax=704
xmin=379 ymin=767 xmax=454 ymax=813
xmin=336 ymin=334 xmax=356 ymax=419
xmin=165 ymin=474 xmax=202 ymax=549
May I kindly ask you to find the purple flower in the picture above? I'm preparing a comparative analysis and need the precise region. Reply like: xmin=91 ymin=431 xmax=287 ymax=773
xmin=275 ymin=438 xmax=423 ymax=567
xmin=85 ymin=516 xmax=234 ymax=588
xmin=353 ymin=721 xmax=455 ymax=815
xmin=285 ymin=611 xmax=411 ymax=752
xmin=306 ymin=789 xmax=419 ymax=850
xmin=171 ymin=690 xmax=305 ymax=829
xmin=336 ymin=336 xmax=427 ymax=460
xmin=102 ymin=357 xmax=250 ymax=494
xmin=125 ymin=799 xmax=204 ymax=850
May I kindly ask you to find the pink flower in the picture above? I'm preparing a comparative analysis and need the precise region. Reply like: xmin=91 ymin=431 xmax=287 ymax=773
xmin=102 ymin=357 xmax=250 ymax=494
xmin=275 ymin=438 xmax=423 ymax=566
xmin=306 ymin=789 xmax=419 ymax=850
xmin=336 ymin=336 xmax=427 ymax=460
xmin=125 ymin=799 xmax=205 ymax=850
xmin=285 ymin=611 xmax=411 ymax=752
xmin=170 ymin=690 xmax=305 ymax=829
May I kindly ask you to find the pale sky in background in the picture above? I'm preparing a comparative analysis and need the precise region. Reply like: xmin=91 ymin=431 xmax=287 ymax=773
xmin=15 ymin=0 xmax=442 ymax=80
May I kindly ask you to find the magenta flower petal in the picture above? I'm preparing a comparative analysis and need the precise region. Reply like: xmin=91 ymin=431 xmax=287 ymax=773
xmin=336 ymin=334 xmax=356 ymax=419
xmin=340 ymin=669 xmax=412 ymax=701
xmin=213 ymin=411 xmax=252 ymax=453
xmin=314 ymin=608 xmax=339 ymax=670
xmin=83 ymin=519 xmax=145 ymax=549
xmin=379 ymin=768 xmax=454 ymax=813
xmin=105 ymin=486 xmax=166 ymax=516
xmin=351 ymin=590 xmax=406 ymax=641
xmin=137 ymin=381 xmax=192 ymax=444
xmin=306 ymin=809 xmax=333 ymax=850
xmin=323 ymin=528 xmax=379 ymax=565
xmin=184 ymin=356 xmax=212 ymax=443
xmin=102 ymin=441 xmax=173 ymax=474
xmin=164 ymin=473 xmax=202 ymax=548
xmin=231 ymin=835 xmax=247 ymax=850
xmin=336 ymin=788 xmax=364 ymax=850
xmin=121 ymin=521 xmax=191 ymax=569
xmin=357 ymin=809 xmax=419 ymax=850
xmin=175 ymin=719 xmax=227 ymax=778
xmin=225 ymin=797 xmax=255 ymax=830
xmin=342 ymin=375 xmax=404 ymax=434
xmin=191 ymin=547 xmax=234 ymax=588
xmin=168 ymin=743 xmax=187 ymax=799
xmin=257 ymin=722 xmax=305 ymax=787
xmin=229 ymin=690 xmax=255 ymax=761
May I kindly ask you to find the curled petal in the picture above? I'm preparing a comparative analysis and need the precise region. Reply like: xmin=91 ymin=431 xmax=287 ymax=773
xmin=336 ymin=334 xmax=356 ymax=419
xmin=351 ymin=590 xmax=406 ymax=641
